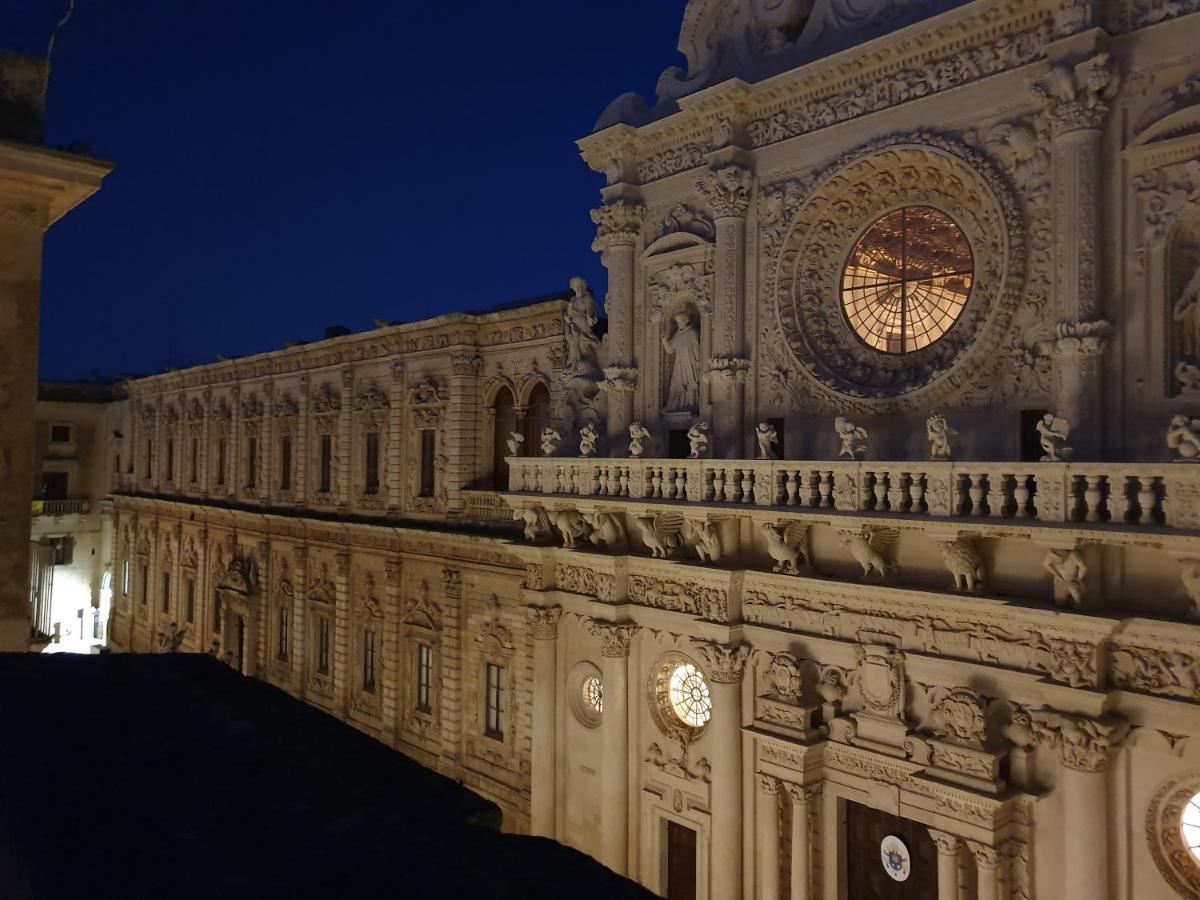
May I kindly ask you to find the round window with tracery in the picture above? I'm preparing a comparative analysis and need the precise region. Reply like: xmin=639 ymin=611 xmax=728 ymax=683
xmin=1183 ymin=792 xmax=1200 ymax=863
xmin=582 ymin=674 xmax=603 ymax=715
xmin=667 ymin=663 xmax=711 ymax=729
xmin=841 ymin=206 xmax=974 ymax=354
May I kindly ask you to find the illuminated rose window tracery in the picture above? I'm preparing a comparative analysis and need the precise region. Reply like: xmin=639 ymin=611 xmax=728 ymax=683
xmin=1183 ymin=792 xmax=1200 ymax=864
xmin=667 ymin=663 xmax=712 ymax=729
xmin=841 ymin=206 xmax=974 ymax=354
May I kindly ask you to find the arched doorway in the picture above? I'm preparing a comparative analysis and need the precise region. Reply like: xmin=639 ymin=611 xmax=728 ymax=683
xmin=492 ymin=387 xmax=516 ymax=490
xmin=523 ymin=383 xmax=551 ymax=456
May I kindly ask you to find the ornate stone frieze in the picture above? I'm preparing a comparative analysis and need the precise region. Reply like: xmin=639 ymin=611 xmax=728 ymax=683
xmin=654 ymin=204 xmax=714 ymax=242
xmin=696 ymin=641 xmax=752 ymax=683
xmin=449 ymin=352 xmax=483 ymax=376
xmin=1026 ymin=710 xmax=1129 ymax=772
xmin=629 ymin=573 xmax=727 ymax=622
xmin=554 ymin=564 xmax=615 ymax=602
xmin=407 ymin=376 xmax=442 ymax=405
xmin=697 ymin=165 xmax=753 ymax=218
xmin=638 ymin=143 xmax=707 ymax=183
xmin=1137 ymin=158 xmax=1200 ymax=245
xmin=1110 ymin=643 xmax=1200 ymax=700
xmin=590 ymin=620 xmax=639 ymax=658
xmin=525 ymin=604 xmax=562 ymax=640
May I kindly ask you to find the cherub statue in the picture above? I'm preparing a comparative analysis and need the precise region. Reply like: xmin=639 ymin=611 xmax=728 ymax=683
xmin=756 ymin=422 xmax=778 ymax=460
xmin=1043 ymin=548 xmax=1088 ymax=609
xmin=628 ymin=421 xmax=651 ymax=458
xmin=1167 ymin=414 xmax=1200 ymax=461
xmin=834 ymin=416 xmax=867 ymax=460
xmin=926 ymin=413 xmax=956 ymax=461
xmin=686 ymin=422 xmax=710 ymax=459
xmin=1176 ymin=361 xmax=1200 ymax=393
xmin=1036 ymin=413 xmax=1072 ymax=461
xmin=578 ymin=423 xmax=598 ymax=457
xmin=505 ymin=432 xmax=524 ymax=457
xmin=541 ymin=427 xmax=561 ymax=456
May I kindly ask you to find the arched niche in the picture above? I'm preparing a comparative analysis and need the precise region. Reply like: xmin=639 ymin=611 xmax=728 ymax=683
xmin=491 ymin=386 xmax=516 ymax=490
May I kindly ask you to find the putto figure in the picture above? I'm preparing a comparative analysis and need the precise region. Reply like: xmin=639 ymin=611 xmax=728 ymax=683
xmin=687 ymin=421 xmax=710 ymax=458
xmin=578 ymin=423 xmax=598 ymax=458
xmin=505 ymin=432 xmax=524 ymax=457
xmin=756 ymin=422 xmax=778 ymax=459
xmin=541 ymin=427 xmax=562 ymax=456
xmin=1167 ymin=415 xmax=1200 ymax=461
xmin=926 ymin=413 xmax=956 ymax=461
xmin=1036 ymin=413 xmax=1072 ymax=461
xmin=662 ymin=310 xmax=701 ymax=411
xmin=834 ymin=416 xmax=867 ymax=460
xmin=628 ymin=421 xmax=651 ymax=458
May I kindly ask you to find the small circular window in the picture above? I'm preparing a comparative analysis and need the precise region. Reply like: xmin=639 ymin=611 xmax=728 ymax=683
xmin=1183 ymin=792 xmax=1200 ymax=864
xmin=841 ymin=206 xmax=973 ymax=354
xmin=582 ymin=675 xmax=603 ymax=715
xmin=569 ymin=663 xmax=603 ymax=728
xmin=668 ymin=663 xmax=712 ymax=728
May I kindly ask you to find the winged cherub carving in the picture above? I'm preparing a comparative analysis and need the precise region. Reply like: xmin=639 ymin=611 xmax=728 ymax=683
xmin=756 ymin=422 xmax=779 ymax=460
xmin=634 ymin=513 xmax=685 ymax=559
xmin=834 ymin=416 xmax=867 ymax=460
xmin=687 ymin=422 xmax=710 ymax=458
xmin=541 ymin=427 xmax=562 ymax=456
xmin=578 ymin=423 xmax=599 ymax=458
xmin=628 ymin=422 xmax=651 ymax=458
xmin=1036 ymin=413 xmax=1072 ymax=461
xmin=761 ymin=521 xmax=809 ymax=575
xmin=505 ymin=432 xmax=524 ymax=457
xmin=1167 ymin=415 xmax=1200 ymax=461
xmin=926 ymin=413 xmax=956 ymax=461
xmin=842 ymin=526 xmax=899 ymax=580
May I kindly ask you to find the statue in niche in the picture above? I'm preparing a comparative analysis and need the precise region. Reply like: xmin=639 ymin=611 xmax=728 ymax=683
xmin=564 ymin=277 xmax=600 ymax=371
xmin=756 ymin=422 xmax=778 ymax=459
xmin=926 ymin=413 xmax=956 ymax=461
xmin=1173 ymin=264 xmax=1200 ymax=361
xmin=1167 ymin=415 xmax=1200 ymax=461
xmin=505 ymin=432 xmax=524 ymax=457
xmin=628 ymin=422 xmax=651 ymax=458
xmin=578 ymin=423 xmax=598 ymax=457
xmin=662 ymin=309 xmax=701 ymax=411
xmin=687 ymin=422 xmax=710 ymax=458
xmin=1036 ymin=413 xmax=1072 ymax=461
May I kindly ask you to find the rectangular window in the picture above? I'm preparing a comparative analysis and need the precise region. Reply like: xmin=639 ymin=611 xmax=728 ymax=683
xmin=49 ymin=424 xmax=71 ymax=444
xmin=114 ymin=453 xmax=121 ymax=475
xmin=190 ymin=438 xmax=199 ymax=483
xmin=185 ymin=578 xmax=195 ymax=623
xmin=364 ymin=431 xmax=380 ymax=495
xmin=280 ymin=436 xmax=292 ymax=490
xmin=485 ymin=662 xmax=505 ymax=740
xmin=319 ymin=434 xmax=333 ymax=494
xmin=93 ymin=609 xmax=102 ymax=640
xmin=165 ymin=438 xmax=174 ymax=481
xmin=317 ymin=617 xmax=331 ymax=674
xmin=362 ymin=630 xmax=376 ymax=693
xmin=212 ymin=593 xmax=222 ymax=634
xmin=41 ymin=471 xmax=68 ymax=499
xmin=419 ymin=431 xmax=436 ymax=498
xmin=161 ymin=572 xmax=171 ymax=614
xmin=122 ymin=560 xmax=131 ymax=596
xmin=48 ymin=536 xmax=73 ymax=566
xmin=277 ymin=606 xmax=290 ymax=661
xmin=145 ymin=440 xmax=153 ymax=478
xmin=416 ymin=643 xmax=433 ymax=713
xmin=216 ymin=438 xmax=227 ymax=485
xmin=247 ymin=437 xmax=258 ymax=488
xmin=140 ymin=565 xmax=149 ymax=606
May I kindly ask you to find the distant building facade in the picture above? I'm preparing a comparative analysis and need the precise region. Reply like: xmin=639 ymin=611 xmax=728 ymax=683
xmin=104 ymin=0 xmax=1200 ymax=898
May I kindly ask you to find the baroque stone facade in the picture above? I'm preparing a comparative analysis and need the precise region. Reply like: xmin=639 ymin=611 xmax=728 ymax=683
xmin=96 ymin=1 xmax=1200 ymax=898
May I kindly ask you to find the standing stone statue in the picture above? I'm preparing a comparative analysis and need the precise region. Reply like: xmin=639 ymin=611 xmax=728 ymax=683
xmin=628 ymin=421 xmax=651 ymax=458
xmin=1173 ymin=264 xmax=1200 ymax=361
xmin=687 ymin=422 xmax=710 ymax=458
xmin=1036 ymin=413 xmax=1072 ymax=461
xmin=505 ymin=432 xmax=524 ymax=457
xmin=541 ymin=427 xmax=561 ymax=456
xmin=1043 ymin=548 xmax=1088 ymax=608
xmin=578 ymin=423 xmax=598 ymax=458
xmin=834 ymin=416 xmax=867 ymax=460
xmin=756 ymin=422 xmax=778 ymax=459
xmin=564 ymin=276 xmax=601 ymax=370
xmin=662 ymin=310 xmax=701 ymax=411
xmin=926 ymin=413 xmax=956 ymax=461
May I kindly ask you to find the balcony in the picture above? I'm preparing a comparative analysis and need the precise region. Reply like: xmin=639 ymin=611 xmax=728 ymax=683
xmin=504 ymin=457 xmax=1200 ymax=531
xmin=32 ymin=498 xmax=90 ymax=517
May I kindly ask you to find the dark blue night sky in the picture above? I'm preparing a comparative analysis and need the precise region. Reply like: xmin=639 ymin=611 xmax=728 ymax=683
xmin=4 ymin=1 xmax=685 ymax=380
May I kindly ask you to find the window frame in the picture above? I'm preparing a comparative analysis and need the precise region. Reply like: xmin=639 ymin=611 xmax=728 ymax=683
xmin=484 ymin=661 xmax=506 ymax=741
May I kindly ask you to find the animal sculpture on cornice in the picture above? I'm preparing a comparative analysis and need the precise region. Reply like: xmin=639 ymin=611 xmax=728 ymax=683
xmin=687 ymin=519 xmax=723 ymax=564
xmin=578 ymin=424 xmax=599 ymax=458
xmin=761 ymin=521 xmax=809 ymax=575
xmin=939 ymin=537 xmax=986 ymax=593
xmin=514 ymin=506 xmax=553 ymax=543
xmin=554 ymin=509 xmax=591 ymax=549
xmin=585 ymin=511 xmax=627 ymax=551
xmin=842 ymin=526 xmax=899 ymax=580
xmin=634 ymin=513 xmax=686 ymax=559
xmin=1043 ymin=548 xmax=1088 ymax=608
xmin=1167 ymin=415 xmax=1200 ymax=461
xmin=1036 ymin=413 xmax=1072 ymax=462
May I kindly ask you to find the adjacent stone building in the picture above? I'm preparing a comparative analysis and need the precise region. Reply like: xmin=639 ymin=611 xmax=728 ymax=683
xmin=105 ymin=1 xmax=1200 ymax=898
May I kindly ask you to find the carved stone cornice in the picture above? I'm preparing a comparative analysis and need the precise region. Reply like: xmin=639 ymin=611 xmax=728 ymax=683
xmin=1033 ymin=52 xmax=1120 ymax=136
xmin=526 ymin=604 xmax=563 ymax=641
xmin=590 ymin=620 xmax=639 ymax=658
xmin=591 ymin=200 xmax=645 ymax=252
xmin=1027 ymin=709 xmax=1129 ymax=772
xmin=696 ymin=641 xmax=752 ymax=683
xmin=698 ymin=164 xmax=753 ymax=219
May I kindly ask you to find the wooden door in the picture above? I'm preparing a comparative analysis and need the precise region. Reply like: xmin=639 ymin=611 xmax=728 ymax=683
xmin=845 ymin=801 xmax=937 ymax=900
xmin=665 ymin=820 xmax=697 ymax=900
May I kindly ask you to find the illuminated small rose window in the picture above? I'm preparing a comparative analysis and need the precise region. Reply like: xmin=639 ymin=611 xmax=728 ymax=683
xmin=1182 ymin=792 xmax=1200 ymax=864
xmin=582 ymin=674 xmax=603 ymax=715
xmin=667 ymin=663 xmax=712 ymax=729
xmin=841 ymin=206 xmax=973 ymax=354
xmin=570 ymin=663 xmax=603 ymax=728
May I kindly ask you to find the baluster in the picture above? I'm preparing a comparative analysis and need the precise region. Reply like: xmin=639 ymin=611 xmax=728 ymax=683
xmin=1014 ymin=474 xmax=1032 ymax=518
xmin=619 ymin=467 xmax=630 ymax=497
xmin=804 ymin=471 xmax=820 ymax=507
xmin=1137 ymin=475 xmax=1157 ymax=525
xmin=969 ymin=473 xmax=986 ymax=516
xmin=675 ymin=467 xmax=687 ymax=500
xmin=908 ymin=473 xmax=926 ymax=514
xmin=987 ymin=474 xmax=1006 ymax=518
xmin=725 ymin=467 xmax=740 ymax=503
xmin=888 ymin=472 xmax=907 ymax=513
xmin=1067 ymin=476 xmax=1082 ymax=521
xmin=741 ymin=469 xmax=754 ymax=503
xmin=710 ymin=467 xmax=724 ymax=502
xmin=873 ymin=472 xmax=888 ymax=511
xmin=703 ymin=468 xmax=715 ymax=502
xmin=1084 ymin=475 xmax=1104 ymax=522
xmin=785 ymin=470 xmax=798 ymax=506
xmin=651 ymin=466 xmax=662 ymax=499
xmin=819 ymin=471 xmax=833 ymax=508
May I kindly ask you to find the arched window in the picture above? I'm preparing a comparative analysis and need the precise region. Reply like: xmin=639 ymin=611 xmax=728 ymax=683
xmin=522 ymin=383 xmax=551 ymax=456
xmin=491 ymin=387 xmax=516 ymax=491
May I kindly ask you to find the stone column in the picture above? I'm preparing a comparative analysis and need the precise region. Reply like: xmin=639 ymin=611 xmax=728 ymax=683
xmin=446 ymin=352 xmax=482 ymax=514
xmin=527 ymin=604 xmax=563 ymax=839
xmin=929 ymin=830 xmax=962 ymax=900
xmin=292 ymin=546 xmax=308 ymax=697
xmin=261 ymin=382 xmax=274 ymax=503
xmin=757 ymin=775 xmax=781 ymax=900
xmin=382 ymin=560 xmax=403 ymax=741
xmin=591 ymin=200 xmax=644 ymax=450
xmin=439 ymin=569 xmax=464 ymax=768
xmin=338 ymin=368 xmax=353 ymax=509
xmin=229 ymin=386 xmax=241 ymax=497
xmin=1029 ymin=710 xmax=1129 ymax=900
xmin=697 ymin=641 xmax=752 ymax=900
xmin=387 ymin=362 xmax=405 ymax=513
xmin=967 ymin=842 xmax=999 ymax=900
xmin=590 ymin=620 xmax=639 ymax=875
xmin=698 ymin=165 xmax=753 ymax=458
xmin=1035 ymin=52 xmax=1118 ymax=458
xmin=785 ymin=784 xmax=819 ymax=900
xmin=295 ymin=375 xmax=309 ymax=507
xmin=333 ymin=550 xmax=351 ymax=715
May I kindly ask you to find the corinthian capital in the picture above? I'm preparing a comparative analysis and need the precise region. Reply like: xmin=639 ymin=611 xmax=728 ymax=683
xmin=526 ymin=604 xmax=562 ymax=640
xmin=696 ymin=640 xmax=752 ymax=683
xmin=698 ymin=164 xmax=753 ymax=219
xmin=591 ymin=200 xmax=645 ymax=251
xmin=928 ymin=829 xmax=960 ymax=857
xmin=590 ymin=620 xmax=640 ymax=657
xmin=1028 ymin=709 xmax=1129 ymax=772
xmin=1032 ymin=52 xmax=1120 ymax=135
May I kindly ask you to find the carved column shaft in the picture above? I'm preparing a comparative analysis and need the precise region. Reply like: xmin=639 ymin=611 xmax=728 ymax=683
xmin=593 ymin=200 xmax=643 ymax=449
xmin=338 ymin=369 xmax=353 ymax=508
xmin=592 ymin=620 xmax=637 ymax=874
xmin=439 ymin=569 xmax=464 ymax=767
xmin=929 ymin=830 xmax=962 ymax=900
xmin=699 ymin=641 xmax=750 ymax=900
xmin=786 ymin=785 xmax=815 ymax=900
xmin=757 ymin=775 xmax=781 ymax=900
xmin=528 ymin=605 xmax=562 ymax=839
xmin=445 ymin=354 xmax=481 ymax=514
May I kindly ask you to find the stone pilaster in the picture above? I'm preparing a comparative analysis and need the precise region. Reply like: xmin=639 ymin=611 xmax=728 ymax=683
xmin=338 ymin=368 xmax=353 ymax=509
xmin=928 ymin=830 xmax=962 ymax=900
xmin=228 ymin=386 xmax=241 ymax=498
xmin=1036 ymin=52 xmax=1118 ymax=457
xmin=261 ymin=382 xmax=274 ymax=503
xmin=292 ymin=546 xmax=308 ymax=698
xmin=200 ymin=389 xmax=212 ymax=498
xmin=785 ymin=783 xmax=820 ymax=900
xmin=696 ymin=640 xmax=752 ymax=900
xmin=439 ymin=568 xmax=464 ymax=768
xmin=333 ymin=551 xmax=351 ymax=715
xmin=756 ymin=774 xmax=781 ymax=900
xmin=592 ymin=200 xmax=644 ymax=449
xmin=967 ymin=842 xmax=1000 ymax=900
xmin=590 ymin=619 xmax=639 ymax=874
xmin=698 ymin=164 xmax=753 ymax=458
xmin=295 ymin=375 xmax=309 ymax=507
xmin=382 ymin=560 xmax=403 ymax=742
xmin=527 ymin=604 xmax=562 ymax=839
xmin=446 ymin=352 xmax=482 ymax=514
xmin=387 ymin=362 xmax=405 ymax=513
